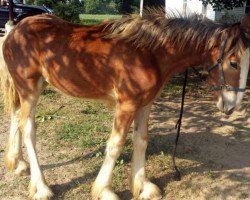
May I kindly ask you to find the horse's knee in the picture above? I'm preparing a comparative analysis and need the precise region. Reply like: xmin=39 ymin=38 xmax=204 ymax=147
xmin=106 ymin=135 xmax=124 ymax=160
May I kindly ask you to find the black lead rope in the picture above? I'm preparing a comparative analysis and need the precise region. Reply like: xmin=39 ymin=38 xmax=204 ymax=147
xmin=172 ymin=70 xmax=188 ymax=181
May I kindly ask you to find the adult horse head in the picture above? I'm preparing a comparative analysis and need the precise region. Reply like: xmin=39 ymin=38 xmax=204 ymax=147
xmin=0 ymin=8 xmax=250 ymax=200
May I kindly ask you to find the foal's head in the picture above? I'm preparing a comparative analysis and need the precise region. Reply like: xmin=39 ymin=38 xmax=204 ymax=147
xmin=208 ymin=15 xmax=250 ymax=115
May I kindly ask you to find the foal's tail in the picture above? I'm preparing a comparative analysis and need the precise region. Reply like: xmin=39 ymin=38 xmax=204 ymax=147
xmin=0 ymin=22 xmax=19 ymax=114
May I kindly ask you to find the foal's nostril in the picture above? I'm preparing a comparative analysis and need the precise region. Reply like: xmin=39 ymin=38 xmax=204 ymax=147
xmin=224 ymin=107 xmax=235 ymax=115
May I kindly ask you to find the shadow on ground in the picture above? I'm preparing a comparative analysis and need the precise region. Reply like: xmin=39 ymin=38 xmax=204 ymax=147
xmin=41 ymin=92 xmax=250 ymax=200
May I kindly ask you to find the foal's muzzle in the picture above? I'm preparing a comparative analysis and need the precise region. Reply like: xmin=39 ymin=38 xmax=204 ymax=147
xmin=223 ymin=106 xmax=235 ymax=115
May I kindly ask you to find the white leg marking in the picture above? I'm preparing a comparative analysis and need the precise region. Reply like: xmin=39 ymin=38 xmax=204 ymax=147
xmin=24 ymin=108 xmax=53 ymax=199
xmin=236 ymin=48 xmax=250 ymax=106
xmin=92 ymin=134 xmax=122 ymax=200
xmin=92 ymin=105 xmax=135 ymax=200
xmin=5 ymin=110 xmax=21 ymax=170
xmin=131 ymin=104 xmax=162 ymax=200
xmin=14 ymin=159 xmax=30 ymax=176
xmin=5 ymin=109 xmax=29 ymax=175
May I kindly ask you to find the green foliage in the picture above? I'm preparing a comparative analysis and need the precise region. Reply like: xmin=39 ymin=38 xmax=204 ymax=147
xmin=56 ymin=101 xmax=113 ymax=149
xmin=84 ymin=0 xmax=99 ymax=14
xmin=217 ymin=11 xmax=242 ymax=24
xmin=79 ymin=14 xmax=121 ymax=25
xmin=36 ymin=105 xmax=64 ymax=122
xmin=84 ymin=0 xmax=119 ymax=14
xmin=200 ymin=0 xmax=246 ymax=11
xmin=26 ymin=0 xmax=84 ymax=23
xmin=25 ymin=0 xmax=248 ymax=17
xmin=26 ymin=0 xmax=59 ymax=7
xmin=53 ymin=1 xmax=84 ymax=23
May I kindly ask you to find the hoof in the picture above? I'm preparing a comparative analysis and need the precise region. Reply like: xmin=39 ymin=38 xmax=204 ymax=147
xmin=133 ymin=181 xmax=162 ymax=200
xmin=29 ymin=183 xmax=53 ymax=200
xmin=14 ymin=160 xmax=30 ymax=176
xmin=92 ymin=185 xmax=120 ymax=200
xmin=4 ymin=153 xmax=18 ymax=171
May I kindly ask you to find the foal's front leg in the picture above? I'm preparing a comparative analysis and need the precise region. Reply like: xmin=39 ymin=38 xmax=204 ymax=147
xmin=92 ymin=103 xmax=136 ymax=200
xmin=131 ymin=104 xmax=162 ymax=200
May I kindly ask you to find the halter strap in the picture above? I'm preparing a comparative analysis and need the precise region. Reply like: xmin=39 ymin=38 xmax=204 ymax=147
xmin=212 ymin=85 xmax=246 ymax=92
xmin=208 ymin=34 xmax=246 ymax=93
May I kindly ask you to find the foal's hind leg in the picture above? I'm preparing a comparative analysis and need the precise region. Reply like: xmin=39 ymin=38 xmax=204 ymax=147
xmin=5 ymin=108 xmax=30 ymax=176
xmin=18 ymin=80 xmax=52 ymax=199
xmin=92 ymin=102 xmax=136 ymax=200
xmin=131 ymin=104 xmax=162 ymax=200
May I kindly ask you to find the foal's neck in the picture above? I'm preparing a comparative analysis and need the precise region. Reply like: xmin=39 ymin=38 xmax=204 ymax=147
xmin=154 ymin=46 xmax=211 ymax=78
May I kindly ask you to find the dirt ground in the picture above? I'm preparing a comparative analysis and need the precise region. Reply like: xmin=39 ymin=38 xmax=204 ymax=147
xmin=0 ymin=90 xmax=249 ymax=200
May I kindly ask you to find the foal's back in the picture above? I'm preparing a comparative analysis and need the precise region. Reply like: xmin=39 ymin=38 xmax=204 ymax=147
xmin=3 ymin=15 xmax=160 ymax=104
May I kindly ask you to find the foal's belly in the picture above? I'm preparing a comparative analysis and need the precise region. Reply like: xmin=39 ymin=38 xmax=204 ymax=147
xmin=42 ymin=65 xmax=115 ymax=101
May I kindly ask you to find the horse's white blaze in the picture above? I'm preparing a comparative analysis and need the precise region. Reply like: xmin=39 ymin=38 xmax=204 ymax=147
xmin=217 ymin=48 xmax=250 ymax=113
xmin=216 ymin=96 xmax=223 ymax=111
xmin=236 ymin=48 xmax=250 ymax=107
xmin=221 ymin=91 xmax=237 ymax=111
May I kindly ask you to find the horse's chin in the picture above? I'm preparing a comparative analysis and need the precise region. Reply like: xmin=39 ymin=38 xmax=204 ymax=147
xmin=217 ymin=103 xmax=236 ymax=115
xmin=224 ymin=107 xmax=235 ymax=115
xmin=217 ymin=105 xmax=235 ymax=115
xmin=216 ymin=98 xmax=236 ymax=115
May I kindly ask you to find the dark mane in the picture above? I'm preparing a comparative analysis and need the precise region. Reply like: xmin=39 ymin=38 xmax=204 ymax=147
xmin=106 ymin=8 xmax=246 ymax=56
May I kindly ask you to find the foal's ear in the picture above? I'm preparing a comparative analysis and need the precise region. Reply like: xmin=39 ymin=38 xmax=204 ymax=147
xmin=241 ymin=14 xmax=250 ymax=39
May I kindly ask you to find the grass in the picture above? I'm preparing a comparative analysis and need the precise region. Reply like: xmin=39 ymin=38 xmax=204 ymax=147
xmin=42 ymin=88 xmax=61 ymax=98
xmin=161 ymin=70 xmax=209 ymax=98
xmin=55 ymin=100 xmax=113 ymax=150
xmin=79 ymin=14 xmax=122 ymax=25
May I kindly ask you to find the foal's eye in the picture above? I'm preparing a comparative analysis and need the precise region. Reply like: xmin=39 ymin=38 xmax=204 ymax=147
xmin=230 ymin=61 xmax=238 ymax=69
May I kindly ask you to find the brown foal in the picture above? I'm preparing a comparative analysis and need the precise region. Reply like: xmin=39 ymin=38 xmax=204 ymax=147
xmin=0 ymin=9 xmax=250 ymax=200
